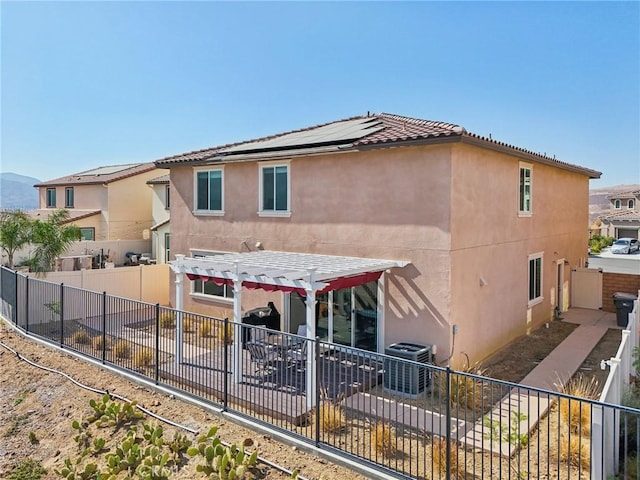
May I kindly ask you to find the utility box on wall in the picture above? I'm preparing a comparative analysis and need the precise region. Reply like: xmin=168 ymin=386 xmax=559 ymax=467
xmin=384 ymin=342 xmax=433 ymax=398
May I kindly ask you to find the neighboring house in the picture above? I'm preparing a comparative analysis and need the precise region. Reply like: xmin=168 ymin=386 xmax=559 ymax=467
xmin=154 ymin=113 xmax=600 ymax=366
xmin=33 ymin=163 xmax=168 ymax=241
xmin=147 ymin=174 xmax=171 ymax=264
xmin=598 ymin=190 xmax=640 ymax=239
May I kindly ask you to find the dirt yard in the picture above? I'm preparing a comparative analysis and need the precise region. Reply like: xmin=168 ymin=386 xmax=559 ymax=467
xmin=0 ymin=318 xmax=622 ymax=480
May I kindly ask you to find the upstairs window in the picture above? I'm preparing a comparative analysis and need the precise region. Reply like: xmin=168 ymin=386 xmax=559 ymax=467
xmin=165 ymin=185 xmax=171 ymax=209
xmin=614 ymin=199 xmax=622 ymax=209
xmin=194 ymin=168 xmax=223 ymax=214
xmin=628 ymin=199 xmax=635 ymax=209
xmin=65 ymin=187 xmax=74 ymax=208
xmin=528 ymin=253 xmax=543 ymax=306
xmin=46 ymin=188 xmax=56 ymax=208
xmin=259 ymin=163 xmax=290 ymax=215
xmin=519 ymin=164 xmax=532 ymax=215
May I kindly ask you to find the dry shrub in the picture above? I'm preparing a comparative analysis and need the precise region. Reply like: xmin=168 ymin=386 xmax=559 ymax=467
xmin=113 ymin=340 xmax=131 ymax=359
xmin=440 ymin=362 xmax=487 ymax=410
xmin=134 ymin=347 xmax=154 ymax=368
xmin=215 ymin=322 xmax=234 ymax=345
xmin=198 ymin=321 xmax=212 ymax=338
xmin=318 ymin=403 xmax=347 ymax=433
xmin=92 ymin=336 xmax=111 ymax=351
xmin=182 ymin=315 xmax=195 ymax=333
xmin=432 ymin=438 xmax=464 ymax=479
xmin=559 ymin=433 xmax=590 ymax=470
xmin=372 ymin=421 xmax=395 ymax=458
xmin=558 ymin=374 xmax=599 ymax=436
xmin=70 ymin=330 xmax=92 ymax=345
xmin=159 ymin=311 xmax=175 ymax=328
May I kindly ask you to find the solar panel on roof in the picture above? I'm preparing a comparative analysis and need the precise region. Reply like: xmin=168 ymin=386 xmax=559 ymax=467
xmin=78 ymin=164 xmax=139 ymax=176
xmin=220 ymin=118 xmax=384 ymax=154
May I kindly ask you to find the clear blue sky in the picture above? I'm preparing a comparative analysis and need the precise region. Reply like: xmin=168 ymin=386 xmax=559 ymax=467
xmin=1 ymin=1 xmax=638 ymax=187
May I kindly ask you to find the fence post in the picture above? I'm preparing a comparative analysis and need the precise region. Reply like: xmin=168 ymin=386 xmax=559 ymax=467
xmin=102 ymin=292 xmax=107 ymax=364
xmin=155 ymin=304 xmax=160 ymax=385
xmin=315 ymin=336 xmax=321 ymax=448
xmin=223 ymin=317 xmax=229 ymax=411
xmin=60 ymin=283 xmax=65 ymax=347
xmin=25 ymin=276 xmax=29 ymax=332
xmin=13 ymin=269 xmax=18 ymax=325
xmin=445 ymin=366 xmax=452 ymax=480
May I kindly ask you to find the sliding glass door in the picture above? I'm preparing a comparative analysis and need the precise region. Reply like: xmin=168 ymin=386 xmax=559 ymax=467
xmin=289 ymin=280 xmax=378 ymax=352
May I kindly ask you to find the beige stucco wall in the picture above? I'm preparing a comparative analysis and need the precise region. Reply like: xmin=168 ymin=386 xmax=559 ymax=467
xmin=106 ymin=169 xmax=168 ymax=240
xmin=167 ymin=142 xmax=591 ymax=367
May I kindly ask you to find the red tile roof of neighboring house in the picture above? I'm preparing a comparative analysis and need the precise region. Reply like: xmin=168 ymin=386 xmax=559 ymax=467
xmin=35 ymin=163 xmax=159 ymax=187
xmin=607 ymin=189 xmax=640 ymax=200
xmin=154 ymin=113 xmax=601 ymax=178
xmin=28 ymin=209 xmax=101 ymax=223
xmin=146 ymin=174 xmax=170 ymax=185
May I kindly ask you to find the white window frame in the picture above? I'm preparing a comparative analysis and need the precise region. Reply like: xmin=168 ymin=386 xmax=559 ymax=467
xmin=614 ymin=199 xmax=621 ymax=209
xmin=528 ymin=252 xmax=544 ymax=307
xmin=165 ymin=185 xmax=171 ymax=210
xmin=189 ymin=249 xmax=234 ymax=303
xmin=193 ymin=167 xmax=224 ymax=215
xmin=627 ymin=199 xmax=634 ymax=209
xmin=518 ymin=163 xmax=532 ymax=217
xmin=258 ymin=161 xmax=291 ymax=217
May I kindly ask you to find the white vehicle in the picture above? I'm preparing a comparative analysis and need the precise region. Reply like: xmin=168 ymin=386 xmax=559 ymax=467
xmin=610 ymin=237 xmax=640 ymax=254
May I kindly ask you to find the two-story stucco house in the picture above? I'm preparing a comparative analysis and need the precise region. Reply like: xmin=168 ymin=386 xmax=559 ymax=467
xmin=598 ymin=190 xmax=639 ymax=239
xmin=147 ymin=174 xmax=171 ymax=263
xmin=33 ymin=163 xmax=168 ymax=241
xmin=154 ymin=113 xmax=600 ymax=366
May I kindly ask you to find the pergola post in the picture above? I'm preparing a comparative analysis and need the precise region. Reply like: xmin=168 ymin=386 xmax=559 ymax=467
xmin=232 ymin=268 xmax=243 ymax=384
xmin=305 ymin=268 xmax=317 ymax=409
xmin=174 ymin=254 xmax=185 ymax=365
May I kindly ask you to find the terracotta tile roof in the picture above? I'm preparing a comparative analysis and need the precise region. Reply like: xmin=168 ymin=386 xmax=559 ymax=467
xmin=35 ymin=163 xmax=159 ymax=187
xmin=353 ymin=113 xmax=465 ymax=145
xmin=154 ymin=113 xmax=601 ymax=178
xmin=607 ymin=189 xmax=640 ymax=200
xmin=599 ymin=209 xmax=640 ymax=222
xmin=28 ymin=209 xmax=101 ymax=223
xmin=146 ymin=174 xmax=170 ymax=185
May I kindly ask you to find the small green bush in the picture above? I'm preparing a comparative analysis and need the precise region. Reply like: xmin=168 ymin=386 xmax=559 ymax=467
xmin=8 ymin=458 xmax=46 ymax=480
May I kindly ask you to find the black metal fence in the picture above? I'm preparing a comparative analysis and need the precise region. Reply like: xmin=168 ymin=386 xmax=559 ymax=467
xmin=1 ymin=266 xmax=638 ymax=480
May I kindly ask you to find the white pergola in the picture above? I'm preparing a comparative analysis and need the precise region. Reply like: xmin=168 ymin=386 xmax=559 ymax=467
xmin=170 ymin=251 xmax=408 ymax=408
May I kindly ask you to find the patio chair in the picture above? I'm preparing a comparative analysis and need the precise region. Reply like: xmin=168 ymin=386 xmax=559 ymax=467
xmin=296 ymin=325 xmax=307 ymax=338
xmin=286 ymin=339 xmax=307 ymax=365
xmin=246 ymin=341 xmax=279 ymax=375
xmin=253 ymin=324 xmax=268 ymax=344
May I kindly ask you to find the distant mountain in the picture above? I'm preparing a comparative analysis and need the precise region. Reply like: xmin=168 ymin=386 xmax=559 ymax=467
xmin=0 ymin=172 xmax=40 ymax=210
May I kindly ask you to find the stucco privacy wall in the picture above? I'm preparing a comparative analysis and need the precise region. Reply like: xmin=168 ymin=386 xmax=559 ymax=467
xmin=449 ymin=144 xmax=590 ymax=362
xmin=37 ymin=264 xmax=170 ymax=305
xmin=169 ymin=144 xmax=456 ymax=360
